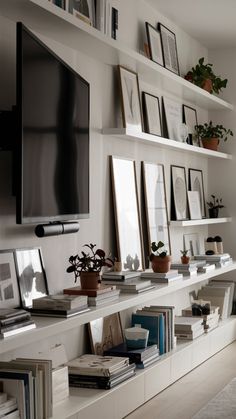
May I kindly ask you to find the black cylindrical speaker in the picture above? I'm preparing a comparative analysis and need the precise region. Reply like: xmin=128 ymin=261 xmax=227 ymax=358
xmin=35 ymin=222 xmax=80 ymax=238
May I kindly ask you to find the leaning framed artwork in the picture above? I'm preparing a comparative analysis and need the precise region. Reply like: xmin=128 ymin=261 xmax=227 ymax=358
xmin=69 ymin=0 xmax=96 ymax=26
xmin=142 ymin=92 xmax=162 ymax=136
xmin=158 ymin=23 xmax=180 ymax=75
xmin=189 ymin=168 xmax=206 ymax=218
xmin=88 ymin=313 xmax=124 ymax=355
xmin=145 ymin=22 xmax=164 ymax=66
xmin=171 ymin=165 xmax=188 ymax=220
xmin=0 ymin=250 xmax=20 ymax=309
xmin=183 ymin=233 xmax=201 ymax=257
xmin=183 ymin=105 xmax=199 ymax=146
xmin=162 ymin=97 xmax=185 ymax=142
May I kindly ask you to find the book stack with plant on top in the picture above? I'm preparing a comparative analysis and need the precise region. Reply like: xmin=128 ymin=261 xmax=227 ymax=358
xmin=31 ymin=294 xmax=90 ymax=317
xmin=102 ymin=271 xmax=156 ymax=294
xmin=140 ymin=269 xmax=183 ymax=283
xmin=0 ymin=309 xmax=36 ymax=339
xmin=66 ymin=354 xmax=135 ymax=390
xmin=170 ymin=262 xmax=198 ymax=277
xmin=174 ymin=316 xmax=205 ymax=340
xmin=181 ymin=301 xmax=220 ymax=333
xmin=63 ymin=284 xmax=120 ymax=306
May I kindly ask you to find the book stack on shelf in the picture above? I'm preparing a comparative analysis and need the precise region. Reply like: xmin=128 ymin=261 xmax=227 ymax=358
xmin=0 ymin=309 xmax=36 ymax=339
xmin=67 ymin=354 xmax=135 ymax=390
xmin=63 ymin=285 xmax=120 ymax=306
xmin=170 ymin=262 xmax=198 ymax=277
xmin=194 ymin=253 xmax=233 ymax=268
xmin=181 ymin=304 xmax=220 ymax=332
xmin=174 ymin=316 xmax=205 ymax=340
xmin=196 ymin=262 xmax=216 ymax=273
xmin=197 ymin=281 xmax=235 ymax=320
xmin=31 ymin=294 xmax=90 ymax=318
xmin=140 ymin=270 xmax=183 ymax=283
xmin=102 ymin=273 xmax=155 ymax=294
xmin=104 ymin=342 xmax=160 ymax=369
xmin=0 ymin=392 xmax=20 ymax=419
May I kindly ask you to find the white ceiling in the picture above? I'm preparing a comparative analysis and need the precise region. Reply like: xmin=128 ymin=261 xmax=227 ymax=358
xmin=147 ymin=0 xmax=236 ymax=49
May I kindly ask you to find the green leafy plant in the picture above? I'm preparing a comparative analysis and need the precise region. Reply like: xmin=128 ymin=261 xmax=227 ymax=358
xmin=150 ymin=241 xmax=167 ymax=260
xmin=180 ymin=249 xmax=189 ymax=257
xmin=185 ymin=57 xmax=228 ymax=94
xmin=207 ymin=195 xmax=224 ymax=210
xmin=195 ymin=121 xmax=233 ymax=142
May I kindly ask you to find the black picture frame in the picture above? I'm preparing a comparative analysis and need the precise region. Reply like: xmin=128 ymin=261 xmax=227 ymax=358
xmin=14 ymin=247 xmax=49 ymax=309
xmin=183 ymin=105 xmax=199 ymax=146
xmin=142 ymin=92 xmax=162 ymax=136
xmin=171 ymin=165 xmax=189 ymax=220
xmin=145 ymin=22 xmax=164 ymax=66
xmin=189 ymin=168 xmax=206 ymax=218
xmin=158 ymin=22 xmax=180 ymax=75
xmin=0 ymin=249 xmax=21 ymax=309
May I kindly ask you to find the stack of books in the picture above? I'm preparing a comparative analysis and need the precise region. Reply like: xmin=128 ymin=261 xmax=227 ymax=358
xmin=104 ymin=342 xmax=160 ymax=369
xmin=31 ymin=294 xmax=90 ymax=317
xmin=140 ymin=270 xmax=183 ymax=283
xmin=102 ymin=271 xmax=141 ymax=282
xmin=171 ymin=262 xmax=198 ymax=277
xmin=181 ymin=305 xmax=220 ymax=332
xmin=174 ymin=316 xmax=205 ymax=340
xmin=0 ymin=393 xmax=20 ymax=418
xmin=102 ymin=278 xmax=155 ymax=294
xmin=67 ymin=354 xmax=135 ymax=390
xmin=63 ymin=285 xmax=120 ymax=306
xmin=197 ymin=281 xmax=235 ymax=319
xmin=194 ymin=253 xmax=232 ymax=268
xmin=0 ymin=309 xmax=36 ymax=339
xmin=197 ymin=263 xmax=216 ymax=273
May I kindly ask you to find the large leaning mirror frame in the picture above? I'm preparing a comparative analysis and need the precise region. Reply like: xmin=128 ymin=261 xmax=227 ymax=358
xmin=110 ymin=156 xmax=144 ymax=271
xmin=171 ymin=165 xmax=189 ymax=221
xmin=142 ymin=162 xmax=171 ymax=256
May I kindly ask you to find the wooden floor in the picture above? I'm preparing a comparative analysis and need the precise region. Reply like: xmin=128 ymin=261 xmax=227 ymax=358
xmin=125 ymin=341 xmax=236 ymax=419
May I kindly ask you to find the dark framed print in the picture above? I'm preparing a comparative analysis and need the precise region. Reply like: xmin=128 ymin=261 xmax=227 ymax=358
xmin=0 ymin=250 xmax=20 ymax=308
xmin=158 ymin=23 xmax=180 ymax=75
xmin=69 ymin=0 xmax=95 ymax=26
xmin=171 ymin=165 xmax=188 ymax=220
xmin=88 ymin=313 xmax=124 ymax=355
xmin=183 ymin=105 xmax=199 ymax=146
xmin=14 ymin=247 xmax=49 ymax=309
xmin=145 ymin=22 xmax=164 ymax=66
xmin=187 ymin=191 xmax=202 ymax=220
xmin=118 ymin=65 xmax=143 ymax=133
xmin=189 ymin=168 xmax=206 ymax=218
xmin=142 ymin=92 xmax=162 ymax=136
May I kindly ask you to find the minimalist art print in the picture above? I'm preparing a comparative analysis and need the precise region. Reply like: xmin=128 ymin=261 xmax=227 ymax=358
xmin=163 ymin=97 xmax=183 ymax=141
xmin=171 ymin=165 xmax=188 ymax=220
xmin=145 ymin=22 xmax=164 ymax=66
xmin=183 ymin=105 xmax=199 ymax=146
xmin=187 ymin=191 xmax=202 ymax=220
xmin=142 ymin=92 xmax=162 ymax=136
xmin=184 ymin=233 xmax=200 ymax=256
xmin=88 ymin=313 xmax=124 ymax=355
xmin=0 ymin=250 xmax=20 ymax=308
xmin=158 ymin=23 xmax=180 ymax=75
xmin=189 ymin=168 xmax=206 ymax=218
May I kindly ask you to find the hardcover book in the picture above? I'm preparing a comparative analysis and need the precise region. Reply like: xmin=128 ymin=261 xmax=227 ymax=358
xmin=32 ymin=294 xmax=88 ymax=310
xmin=67 ymin=354 xmax=129 ymax=377
xmin=63 ymin=285 xmax=116 ymax=297
xmin=104 ymin=342 xmax=158 ymax=363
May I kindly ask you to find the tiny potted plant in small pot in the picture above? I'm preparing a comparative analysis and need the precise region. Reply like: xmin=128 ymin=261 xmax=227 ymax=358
xmin=207 ymin=195 xmax=224 ymax=218
xmin=150 ymin=241 xmax=171 ymax=273
xmin=67 ymin=243 xmax=114 ymax=289
xmin=195 ymin=121 xmax=233 ymax=151
xmin=180 ymin=249 xmax=190 ymax=264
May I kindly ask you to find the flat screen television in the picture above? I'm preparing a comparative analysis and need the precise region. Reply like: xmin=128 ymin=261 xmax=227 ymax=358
xmin=16 ymin=22 xmax=90 ymax=224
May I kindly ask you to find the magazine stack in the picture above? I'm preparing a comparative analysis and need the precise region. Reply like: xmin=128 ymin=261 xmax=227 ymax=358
xmin=174 ymin=316 xmax=205 ymax=340
xmin=104 ymin=342 xmax=160 ymax=369
xmin=0 ymin=308 xmax=36 ymax=339
xmin=102 ymin=271 xmax=155 ymax=294
xmin=141 ymin=270 xmax=183 ymax=283
xmin=181 ymin=303 xmax=220 ymax=332
xmin=63 ymin=284 xmax=120 ymax=306
xmin=31 ymin=294 xmax=90 ymax=317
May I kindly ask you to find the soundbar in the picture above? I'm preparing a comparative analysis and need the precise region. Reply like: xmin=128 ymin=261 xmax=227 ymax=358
xmin=35 ymin=222 xmax=80 ymax=238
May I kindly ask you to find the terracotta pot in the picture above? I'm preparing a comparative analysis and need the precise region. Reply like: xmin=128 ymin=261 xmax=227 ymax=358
xmin=202 ymin=78 xmax=213 ymax=93
xmin=80 ymin=272 xmax=101 ymax=290
xmin=201 ymin=137 xmax=219 ymax=151
xmin=208 ymin=208 xmax=219 ymax=218
xmin=181 ymin=255 xmax=190 ymax=264
xmin=151 ymin=255 xmax=172 ymax=273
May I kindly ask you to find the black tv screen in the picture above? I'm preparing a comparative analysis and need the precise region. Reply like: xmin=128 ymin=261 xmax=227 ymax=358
xmin=16 ymin=22 xmax=89 ymax=224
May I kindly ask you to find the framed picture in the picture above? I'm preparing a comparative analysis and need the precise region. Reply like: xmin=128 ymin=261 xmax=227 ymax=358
xmin=189 ymin=168 xmax=206 ymax=218
xmin=187 ymin=191 xmax=202 ymax=220
xmin=183 ymin=233 xmax=200 ymax=257
xmin=0 ymin=250 xmax=20 ymax=309
xmin=158 ymin=23 xmax=180 ymax=75
xmin=183 ymin=105 xmax=199 ymax=146
xmin=171 ymin=165 xmax=188 ymax=220
xmin=69 ymin=0 xmax=95 ymax=26
xmin=118 ymin=65 xmax=143 ymax=133
xmin=14 ymin=247 xmax=49 ymax=309
xmin=145 ymin=22 xmax=164 ymax=66
xmin=88 ymin=313 xmax=124 ymax=355
xmin=142 ymin=162 xmax=171 ymax=255
xmin=162 ymin=97 xmax=185 ymax=142
xmin=50 ymin=0 xmax=67 ymax=10
xmin=142 ymin=92 xmax=162 ymax=136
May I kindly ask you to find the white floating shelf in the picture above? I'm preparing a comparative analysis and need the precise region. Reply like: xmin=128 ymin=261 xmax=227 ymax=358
xmin=0 ymin=0 xmax=233 ymax=112
xmin=102 ymin=128 xmax=232 ymax=159
xmin=170 ymin=217 xmax=232 ymax=227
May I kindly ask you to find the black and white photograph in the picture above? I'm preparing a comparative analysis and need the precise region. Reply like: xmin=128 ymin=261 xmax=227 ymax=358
xmin=189 ymin=168 xmax=206 ymax=217
xmin=0 ymin=250 xmax=20 ymax=309
xmin=158 ymin=22 xmax=180 ymax=75
xmin=183 ymin=105 xmax=199 ymax=146
xmin=145 ymin=22 xmax=164 ymax=66
xmin=142 ymin=92 xmax=162 ymax=136
xmin=163 ymin=97 xmax=184 ymax=141
xmin=187 ymin=191 xmax=202 ymax=220
xmin=183 ymin=233 xmax=201 ymax=257
xmin=171 ymin=165 xmax=188 ymax=220
xmin=14 ymin=247 xmax=49 ymax=309
xmin=69 ymin=0 xmax=95 ymax=26
xmin=118 ymin=65 xmax=143 ymax=132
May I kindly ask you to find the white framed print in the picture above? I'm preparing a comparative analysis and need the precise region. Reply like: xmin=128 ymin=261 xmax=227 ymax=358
xmin=171 ymin=165 xmax=188 ymax=220
xmin=187 ymin=191 xmax=202 ymax=220
xmin=189 ymin=168 xmax=206 ymax=218
xmin=142 ymin=92 xmax=162 ymax=136
xmin=145 ymin=22 xmax=164 ymax=66
xmin=162 ymin=97 xmax=184 ymax=141
xmin=0 ymin=250 xmax=20 ymax=308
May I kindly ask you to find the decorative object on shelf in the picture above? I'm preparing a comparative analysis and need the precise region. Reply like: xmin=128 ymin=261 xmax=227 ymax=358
xmin=117 ymin=65 xmax=143 ymax=133
xmin=215 ymin=236 xmax=224 ymax=254
xmin=88 ymin=313 xmax=124 ymax=355
xmin=183 ymin=233 xmax=200 ymax=257
xmin=205 ymin=237 xmax=217 ymax=254
xmin=142 ymin=92 xmax=162 ymax=136
xmin=207 ymin=194 xmax=224 ymax=218
xmin=142 ymin=162 xmax=171 ymax=256
xmin=184 ymin=57 xmax=228 ymax=94
xmin=69 ymin=0 xmax=95 ymax=26
xmin=187 ymin=191 xmax=202 ymax=220
xmin=0 ymin=250 xmax=21 ymax=309
xmin=195 ymin=121 xmax=233 ymax=151
xmin=180 ymin=249 xmax=190 ymax=264
xmin=183 ymin=105 xmax=199 ymax=146
xmin=124 ymin=325 xmax=149 ymax=349
xmin=189 ymin=169 xmax=206 ymax=218
xmin=114 ymin=259 xmax=122 ymax=272
xmin=162 ymin=97 xmax=183 ymax=141
xmin=150 ymin=241 xmax=171 ymax=273
xmin=158 ymin=22 xmax=180 ymax=75
xmin=171 ymin=165 xmax=188 ymax=220
xmin=67 ymin=243 xmax=114 ymax=289
xmin=145 ymin=22 xmax=164 ymax=66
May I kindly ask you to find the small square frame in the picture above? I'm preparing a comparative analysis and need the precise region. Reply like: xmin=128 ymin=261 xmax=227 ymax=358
xmin=171 ymin=165 xmax=189 ymax=220
xmin=158 ymin=23 xmax=180 ymax=75
xmin=88 ymin=313 xmax=124 ymax=355
xmin=189 ymin=168 xmax=206 ymax=218
xmin=142 ymin=92 xmax=162 ymax=136
xmin=145 ymin=22 xmax=164 ymax=66
xmin=0 ymin=250 xmax=20 ymax=309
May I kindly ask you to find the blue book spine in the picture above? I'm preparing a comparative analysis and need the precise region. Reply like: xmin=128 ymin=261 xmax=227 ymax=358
xmin=158 ymin=314 xmax=165 ymax=355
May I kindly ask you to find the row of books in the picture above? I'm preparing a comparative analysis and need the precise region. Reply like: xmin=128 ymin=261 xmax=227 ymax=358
xmin=197 ymin=280 xmax=235 ymax=320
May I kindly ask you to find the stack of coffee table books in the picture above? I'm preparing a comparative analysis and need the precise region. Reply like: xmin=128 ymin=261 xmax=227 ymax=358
xmin=64 ymin=285 xmax=120 ymax=306
xmin=171 ymin=262 xmax=198 ymax=276
xmin=174 ymin=316 xmax=205 ymax=340
xmin=181 ymin=305 xmax=220 ymax=332
xmin=0 ymin=308 xmax=36 ymax=339
xmin=30 ymin=294 xmax=90 ymax=317
xmin=104 ymin=342 xmax=160 ymax=368
xmin=102 ymin=278 xmax=156 ymax=294
xmin=140 ymin=270 xmax=183 ymax=283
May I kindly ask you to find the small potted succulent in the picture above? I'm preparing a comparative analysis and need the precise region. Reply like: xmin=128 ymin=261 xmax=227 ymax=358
xmin=180 ymin=249 xmax=190 ymax=264
xmin=207 ymin=195 xmax=224 ymax=218
xmin=150 ymin=241 xmax=171 ymax=273
xmin=195 ymin=121 xmax=233 ymax=151
xmin=67 ymin=243 xmax=114 ymax=289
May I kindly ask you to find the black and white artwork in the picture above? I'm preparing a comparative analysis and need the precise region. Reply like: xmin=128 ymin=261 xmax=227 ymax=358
xmin=163 ymin=97 xmax=185 ymax=142
xmin=142 ymin=92 xmax=162 ymax=136
xmin=189 ymin=168 xmax=206 ymax=218
xmin=0 ymin=250 xmax=20 ymax=308
xmin=183 ymin=105 xmax=199 ymax=146
xmin=171 ymin=165 xmax=188 ymax=220
xmin=158 ymin=23 xmax=180 ymax=75
xmin=145 ymin=22 xmax=164 ymax=66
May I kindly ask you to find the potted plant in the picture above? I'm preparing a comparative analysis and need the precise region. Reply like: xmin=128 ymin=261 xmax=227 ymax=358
xmin=67 ymin=243 xmax=114 ymax=289
xmin=195 ymin=121 xmax=233 ymax=151
xmin=207 ymin=195 xmax=224 ymax=218
xmin=184 ymin=57 xmax=228 ymax=94
xmin=180 ymin=249 xmax=190 ymax=264
xmin=150 ymin=241 xmax=171 ymax=273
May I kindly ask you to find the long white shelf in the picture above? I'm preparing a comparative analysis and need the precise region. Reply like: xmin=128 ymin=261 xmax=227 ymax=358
xmin=102 ymin=128 xmax=232 ymax=159
xmin=170 ymin=217 xmax=232 ymax=227
xmin=0 ymin=0 xmax=234 ymax=112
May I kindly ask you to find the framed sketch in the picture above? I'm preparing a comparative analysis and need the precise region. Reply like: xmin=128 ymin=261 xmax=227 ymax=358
xmin=14 ymin=247 xmax=49 ymax=309
xmin=88 ymin=313 xmax=124 ymax=355
xmin=183 ymin=105 xmax=199 ymax=146
xmin=142 ymin=162 xmax=171 ymax=255
xmin=0 ymin=250 xmax=20 ymax=309
xmin=142 ymin=92 xmax=162 ymax=136
xmin=69 ymin=0 xmax=95 ymax=26
xmin=187 ymin=191 xmax=202 ymax=220
xmin=189 ymin=168 xmax=206 ymax=218
xmin=163 ymin=97 xmax=185 ymax=142
xmin=110 ymin=156 xmax=144 ymax=271
xmin=171 ymin=165 xmax=188 ymax=220
xmin=118 ymin=65 xmax=143 ymax=133
xmin=183 ymin=233 xmax=200 ymax=257
xmin=145 ymin=22 xmax=164 ymax=66
xmin=158 ymin=23 xmax=180 ymax=75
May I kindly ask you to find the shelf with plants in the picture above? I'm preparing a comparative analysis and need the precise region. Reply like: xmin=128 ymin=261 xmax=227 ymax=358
xmin=170 ymin=217 xmax=232 ymax=227
xmin=0 ymin=0 xmax=234 ymax=112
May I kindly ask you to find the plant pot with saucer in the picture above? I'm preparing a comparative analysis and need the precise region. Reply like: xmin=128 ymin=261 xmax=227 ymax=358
xmin=150 ymin=241 xmax=171 ymax=273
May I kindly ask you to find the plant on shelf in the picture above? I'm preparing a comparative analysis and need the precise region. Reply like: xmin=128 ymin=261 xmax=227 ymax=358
xmin=206 ymin=195 xmax=225 ymax=218
xmin=67 ymin=243 xmax=114 ymax=289
xmin=184 ymin=57 xmax=228 ymax=94
xmin=180 ymin=249 xmax=190 ymax=264
xmin=150 ymin=241 xmax=171 ymax=273
xmin=195 ymin=121 xmax=233 ymax=151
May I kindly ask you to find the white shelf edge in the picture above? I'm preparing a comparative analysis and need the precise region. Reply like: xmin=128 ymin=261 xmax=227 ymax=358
xmin=170 ymin=217 xmax=232 ymax=227
xmin=102 ymin=128 xmax=232 ymax=159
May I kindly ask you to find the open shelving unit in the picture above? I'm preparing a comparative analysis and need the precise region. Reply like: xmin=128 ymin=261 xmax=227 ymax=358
xmin=170 ymin=217 xmax=232 ymax=227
